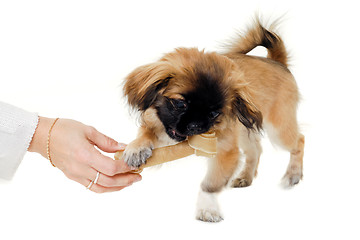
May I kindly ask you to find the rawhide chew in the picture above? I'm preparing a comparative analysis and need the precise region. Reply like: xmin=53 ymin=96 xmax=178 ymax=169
xmin=114 ymin=131 xmax=217 ymax=171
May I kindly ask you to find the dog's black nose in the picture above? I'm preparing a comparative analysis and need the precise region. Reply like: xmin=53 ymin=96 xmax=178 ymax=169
xmin=187 ymin=122 xmax=203 ymax=133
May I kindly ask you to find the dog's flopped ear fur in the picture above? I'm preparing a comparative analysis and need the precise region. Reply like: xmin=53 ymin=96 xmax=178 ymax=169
xmin=232 ymin=93 xmax=263 ymax=131
xmin=124 ymin=62 xmax=173 ymax=111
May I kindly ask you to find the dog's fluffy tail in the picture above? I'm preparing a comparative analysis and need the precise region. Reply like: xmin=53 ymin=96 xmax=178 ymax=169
xmin=228 ymin=17 xmax=288 ymax=67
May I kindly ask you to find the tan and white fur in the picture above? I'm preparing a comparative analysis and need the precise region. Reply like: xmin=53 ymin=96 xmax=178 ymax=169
xmin=122 ymin=18 xmax=304 ymax=222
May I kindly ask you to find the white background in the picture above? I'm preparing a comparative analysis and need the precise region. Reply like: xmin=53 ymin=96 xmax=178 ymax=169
xmin=1 ymin=0 xmax=359 ymax=239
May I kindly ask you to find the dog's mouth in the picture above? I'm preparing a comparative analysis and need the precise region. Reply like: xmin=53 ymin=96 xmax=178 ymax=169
xmin=166 ymin=128 xmax=187 ymax=142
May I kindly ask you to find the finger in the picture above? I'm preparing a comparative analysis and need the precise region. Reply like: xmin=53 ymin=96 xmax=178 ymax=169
xmin=74 ymin=176 xmax=129 ymax=193
xmin=90 ymin=184 xmax=127 ymax=193
xmin=87 ymin=127 xmax=126 ymax=153
xmin=97 ymin=172 xmax=142 ymax=188
xmin=87 ymin=146 xmax=134 ymax=176
xmin=82 ymin=166 xmax=142 ymax=188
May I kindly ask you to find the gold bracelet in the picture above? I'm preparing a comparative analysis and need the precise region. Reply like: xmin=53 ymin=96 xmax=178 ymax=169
xmin=47 ymin=118 xmax=59 ymax=167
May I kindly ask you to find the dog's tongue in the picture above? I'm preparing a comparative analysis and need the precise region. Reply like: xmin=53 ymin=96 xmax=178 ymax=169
xmin=171 ymin=129 xmax=176 ymax=135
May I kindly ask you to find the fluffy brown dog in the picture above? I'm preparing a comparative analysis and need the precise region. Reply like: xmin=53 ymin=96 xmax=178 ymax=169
xmin=122 ymin=18 xmax=304 ymax=222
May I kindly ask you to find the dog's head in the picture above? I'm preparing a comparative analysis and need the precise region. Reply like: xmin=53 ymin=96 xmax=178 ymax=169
xmin=124 ymin=48 xmax=262 ymax=141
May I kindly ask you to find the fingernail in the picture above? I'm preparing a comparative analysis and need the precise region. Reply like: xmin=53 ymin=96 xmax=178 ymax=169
xmin=118 ymin=143 xmax=127 ymax=150
xmin=134 ymin=175 xmax=142 ymax=182
xmin=130 ymin=165 xmax=141 ymax=171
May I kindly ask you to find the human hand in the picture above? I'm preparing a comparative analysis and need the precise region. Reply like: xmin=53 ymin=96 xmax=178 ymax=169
xmin=28 ymin=117 xmax=141 ymax=193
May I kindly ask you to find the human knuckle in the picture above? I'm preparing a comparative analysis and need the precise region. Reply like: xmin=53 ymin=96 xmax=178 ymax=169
xmin=106 ymin=137 xmax=117 ymax=148
xmin=87 ymin=126 xmax=97 ymax=137
xmin=102 ymin=177 xmax=116 ymax=187
xmin=106 ymin=163 xmax=118 ymax=176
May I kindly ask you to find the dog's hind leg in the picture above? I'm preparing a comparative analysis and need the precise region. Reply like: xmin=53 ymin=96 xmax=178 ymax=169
xmin=281 ymin=132 xmax=304 ymax=187
xmin=265 ymin=107 xmax=305 ymax=188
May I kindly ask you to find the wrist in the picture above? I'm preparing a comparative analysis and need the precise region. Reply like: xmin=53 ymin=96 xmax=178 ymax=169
xmin=28 ymin=116 xmax=55 ymax=157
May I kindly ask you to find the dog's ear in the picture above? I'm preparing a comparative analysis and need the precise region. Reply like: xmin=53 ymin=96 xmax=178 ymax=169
xmin=124 ymin=62 xmax=173 ymax=111
xmin=232 ymin=93 xmax=263 ymax=131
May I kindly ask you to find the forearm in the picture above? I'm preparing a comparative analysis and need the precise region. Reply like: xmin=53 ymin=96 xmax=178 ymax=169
xmin=0 ymin=102 xmax=39 ymax=180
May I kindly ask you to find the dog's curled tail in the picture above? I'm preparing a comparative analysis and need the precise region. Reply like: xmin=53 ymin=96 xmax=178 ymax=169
xmin=228 ymin=18 xmax=288 ymax=67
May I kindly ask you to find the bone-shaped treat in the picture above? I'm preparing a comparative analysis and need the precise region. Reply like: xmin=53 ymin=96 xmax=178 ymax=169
xmin=114 ymin=132 xmax=217 ymax=171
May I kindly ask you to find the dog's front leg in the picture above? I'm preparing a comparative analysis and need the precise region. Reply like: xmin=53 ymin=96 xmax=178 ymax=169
xmin=196 ymin=131 xmax=240 ymax=222
xmin=123 ymin=125 xmax=156 ymax=168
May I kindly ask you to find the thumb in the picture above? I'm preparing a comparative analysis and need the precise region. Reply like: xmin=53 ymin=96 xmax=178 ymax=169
xmin=87 ymin=127 xmax=126 ymax=153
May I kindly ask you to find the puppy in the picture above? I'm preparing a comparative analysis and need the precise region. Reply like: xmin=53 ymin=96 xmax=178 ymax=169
xmin=122 ymin=18 xmax=304 ymax=222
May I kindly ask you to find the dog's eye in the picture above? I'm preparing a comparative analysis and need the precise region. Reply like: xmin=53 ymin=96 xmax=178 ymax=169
xmin=171 ymin=99 xmax=187 ymax=110
xmin=209 ymin=111 xmax=220 ymax=119
xmin=175 ymin=100 xmax=187 ymax=109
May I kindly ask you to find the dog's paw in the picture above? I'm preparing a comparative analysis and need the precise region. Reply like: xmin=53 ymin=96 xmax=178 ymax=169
xmin=281 ymin=171 xmax=302 ymax=188
xmin=195 ymin=190 xmax=223 ymax=223
xmin=231 ymin=177 xmax=252 ymax=188
xmin=196 ymin=209 xmax=224 ymax=223
xmin=231 ymin=172 xmax=254 ymax=188
xmin=123 ymin=143 xmax=153 ymax=168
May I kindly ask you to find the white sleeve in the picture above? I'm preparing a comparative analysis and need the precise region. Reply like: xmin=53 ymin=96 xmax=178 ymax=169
xmin=0 ymin=102 xmax=39 ymax=180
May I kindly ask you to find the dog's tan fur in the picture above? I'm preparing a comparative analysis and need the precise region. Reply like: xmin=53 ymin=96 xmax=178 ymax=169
xmin=123 ymin=18 xmax=304 ymax=221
